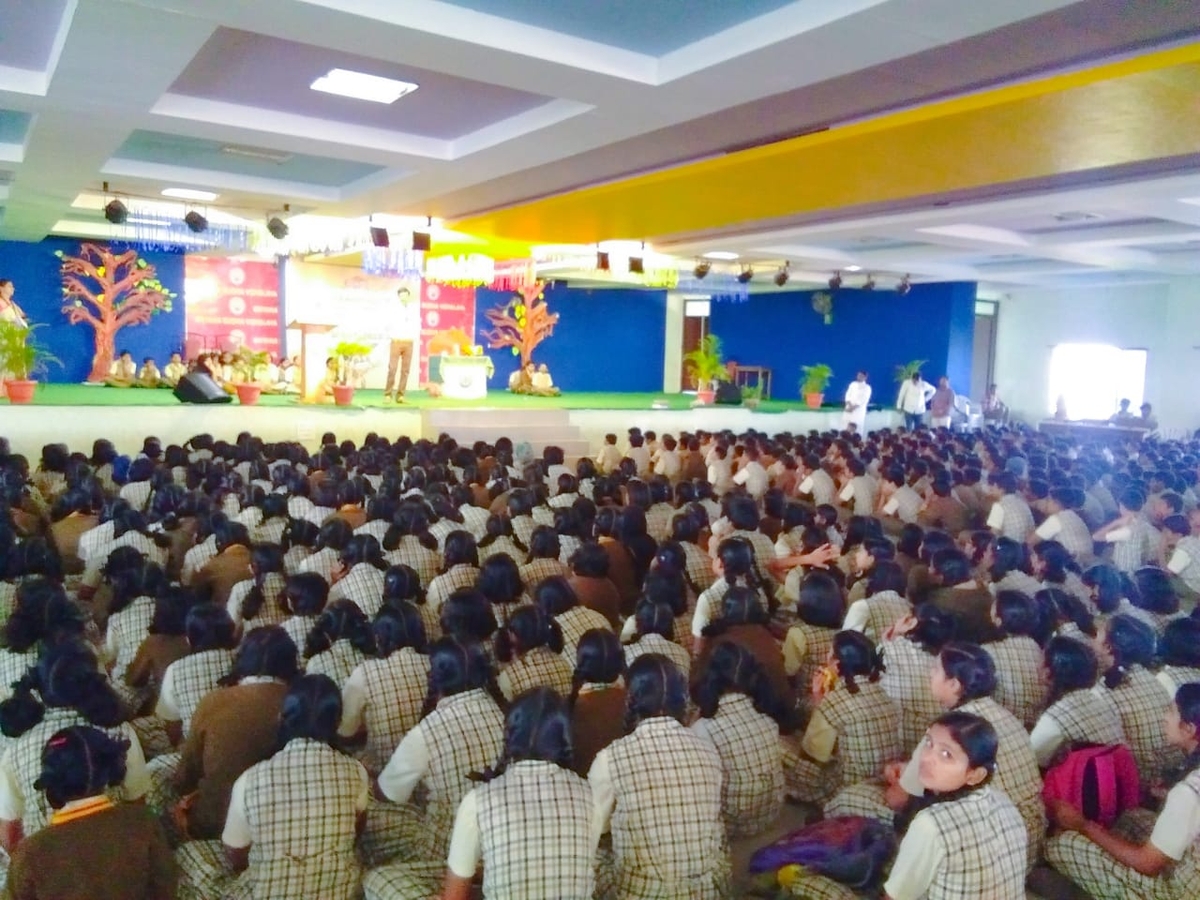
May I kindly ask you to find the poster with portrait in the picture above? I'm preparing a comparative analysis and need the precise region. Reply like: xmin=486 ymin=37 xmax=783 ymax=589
xmin=418 ymin=281 xmax=476 ymax=382
xmin=184 ymin=257 xmax=281 ymax=355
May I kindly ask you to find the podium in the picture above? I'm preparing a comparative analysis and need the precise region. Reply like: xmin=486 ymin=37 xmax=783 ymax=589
xmin=287 ymin=320 xmax=336 ymax=400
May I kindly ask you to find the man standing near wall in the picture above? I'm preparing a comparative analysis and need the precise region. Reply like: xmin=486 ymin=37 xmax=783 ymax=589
xmin=384 ymin=286 xmax=420 ymax=403
xmin=842 ymin=370 xmax=872 ymax=434
xmin=930 ymin=376 xmax=955 ymax=428
xmin=896 ymin=371 xmax=935 ymax=431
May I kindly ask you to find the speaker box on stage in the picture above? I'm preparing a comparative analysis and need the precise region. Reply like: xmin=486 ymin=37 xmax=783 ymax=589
xmin=173 ymin=372 xmax=233 ymax=404
xmin=714 ymin=381 xmax=742 ymax=405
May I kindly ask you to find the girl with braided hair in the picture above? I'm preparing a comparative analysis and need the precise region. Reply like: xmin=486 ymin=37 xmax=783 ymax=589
xmin=569 ymin=628 xmax=626 ymax=777
xmin=588 ymin=653 xmax=729 ymax=900
xmin=495 ymin=606 xmax=573 ymax=701
xmin=7 ymin=725 xmax=176 ymax=899
xmin=434 ymin=687 xmax=597 ymax=899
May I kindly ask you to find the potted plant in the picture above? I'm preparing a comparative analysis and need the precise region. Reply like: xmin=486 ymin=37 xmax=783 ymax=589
xmin=799 ymin=363 xmax=833 ymax=409
xmin=683 ymin=334 xmax=730 ymax=404
xmin=741 ymin=382 xmax=763 ymax=410
xmin=231 ymin=345 xmax=270 ymax=406
xmin=0 ymin=321 xmax=59 ymax=404
xmin=332 ymin=341 xmax=373 ymax=406
xmin=894 ymin=358 xmax=927 ymax=384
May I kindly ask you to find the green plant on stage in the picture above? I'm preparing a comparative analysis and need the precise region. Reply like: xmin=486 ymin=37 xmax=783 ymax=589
xmin=799 ymin=363 xmax=833 ymax=398
xmin=0 ymin=321 xmax=60 ymax=381
xmin=332 ymin=341 xmax=374 ymax=386
xmin=894 ymin=358 xmax=927 ymax=383
xmin=231 ymin=345 xmax=270 ymax=383
xmin=683 ymin=334 xmax=731 ymax=390
xmin=741 ymin=382 xmax=763 ymax=407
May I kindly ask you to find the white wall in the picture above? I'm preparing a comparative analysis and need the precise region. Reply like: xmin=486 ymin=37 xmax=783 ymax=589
xmin=993 ymin=277 xmax=1200 ymax=435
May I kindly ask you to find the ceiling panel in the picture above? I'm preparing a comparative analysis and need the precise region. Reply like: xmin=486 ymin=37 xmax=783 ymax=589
xmin=169 ymin=28 xmax=551 ymax=139
xmin=440 ymin=0 xmax=799 ymax=54
xmin=113 ymin=130 xmax=385 ymax=187
xmin=0 ymin=110 xmax=31 ymax=144
xmin=0 ymin=0 xmax=68 ymax=70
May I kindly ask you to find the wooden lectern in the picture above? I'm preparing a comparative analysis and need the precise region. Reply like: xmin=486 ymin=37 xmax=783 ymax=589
xmin=287 ymin=320 xmax=336 ymax=400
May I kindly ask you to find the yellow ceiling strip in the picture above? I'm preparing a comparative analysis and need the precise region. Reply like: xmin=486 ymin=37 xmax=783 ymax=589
xmin=451 ymin=42 xmax=1200 ymax=245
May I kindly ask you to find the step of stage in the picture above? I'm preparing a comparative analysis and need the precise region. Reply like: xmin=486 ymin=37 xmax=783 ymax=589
xmin=421 ymin=408 xmax=593 ymax=461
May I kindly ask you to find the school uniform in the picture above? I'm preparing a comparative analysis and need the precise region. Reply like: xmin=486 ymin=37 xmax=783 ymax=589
xmin=306 ymin=639 xmax=368 ymax=688
xmin=880 ymin=637 xmax=946 ymax=751
xmin=226 ymin=573 xmax=289 ymax=633
xmin=371 ymin=689 xmax=505 ymax=865
xmin=339 ymin=648 xmax=431 ymax=775
xmin=882 ymin=485 xmax=924 ymax=525
xmin=105 ymin=595 xmax=155 ymax=712
xmin=781 ymin=620 xmax=837 ymax=706
xmin=193 ymin=546 xmax=254 ymax=608
xmin=1047 ymin=766 xmax=1200 ymax=900
xmin=842 ymin=590 xmax=910 ymax=643
xmin=624 ymin=633 xmax=690 ymax=680
xmin=180 ymin=536 xmax=219 ymax=586
xmin=727 ymin=528 xmax=780 ymax=585
xmin=884 ymin=786 xmax=1027 ymax=900
xmin=599 ymin=539 xmax=640 ymax=613
xmin=838 ymin=475 xmax=877 ymax=517
xmin=691 ymin=693 xmax=784 ymax=838
xmin=0 ymin=708 xmax=149 ymax=838
xmin=1030 ymin=688 xmax=1127 ymax=767
xmin=176 ymin=679 xmax=289 ymax=839
xmin=692 ymin=577 xmax=771 ymax=637
xmin=1104 ymin=515 xmax=1160 ymax=574
xmin=508 ymin=514 xmax=536 ymax=547
xmin=480 ymin=536 xmax=526 ymax=566
xmin=985 ymin=635 xmax=1049 ymax=729
xmin=498 ymin=646 xmax=575 ymax=701
xmin=568 ymin=575 xmax=623 ymax=628
xmin=786 ymin=679 xmax=901 ymax=803
xmin=571 ymin=683 xmax=627 ymax=777
xmin=986 ymin=493 xmax=1036 ymax=542
xmin=436 ymin=759 xmax=598 ymax=899
xmin=1034 ymin=509 xmax=1095 ymax=562
xmin=1168 ymin=536 xmax=1200 ymax=595
xmin=426 ymin=564 xmax=480 ymax=613
xmin=6 ymin=799 xmax=177 ymax=900
xmin=328 ymin=563 xmax=387 ymax=617
xmin=156 ymin=648 xmax=236 ymax=736
xmin=0 ymin=646 xmax=36 ymax=703
xmin=179 ymin=738 xmax=369 ymax=900
xmin=520 ymin=557 xmax=570 ymax=590
xmin=989 ymin=568 xmax=1043 ymax=598
xmin=126 ymin=633 xmax=190 ymax=700
xmin=589 ymin=716 xmax=730 ymax=900
xmin=50 ymin=512 xmax=99 ymax=575
xmin=383 ymin=537 xmax=440 ymax=588
xmin=555 ymin=606 xmax=614 ymax=664
xmin=706 ymin=625 xmax=792 ymax=717
xmin=645 ymin=503 xmax=675 ymax=543
xmin=1158 ymin=665 xmax=1200 ymax=699
xmin=297 ymin=546 xmax=340 ymax=584
xmin=1099 ymin=666 xmax=1178 ymax=787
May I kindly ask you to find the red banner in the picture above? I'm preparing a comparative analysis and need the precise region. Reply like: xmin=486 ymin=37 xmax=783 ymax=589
xmin=184 ymin=257 xmax=281 ymax=357
xmin=419 ymin=280 xmax=476 ymax=382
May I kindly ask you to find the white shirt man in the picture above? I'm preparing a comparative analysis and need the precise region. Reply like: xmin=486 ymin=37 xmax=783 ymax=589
xmin=896 ymin=376 xmax=935 ymax=414
xmin=732 ymin=455 xmax=769 ymax=500
xmin=842 ymin=371 xmax=872 ymax=433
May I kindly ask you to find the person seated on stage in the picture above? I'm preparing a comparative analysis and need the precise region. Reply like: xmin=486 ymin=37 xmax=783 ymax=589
xmin=218 ymin=351 xmax=236 ymax=384
xmin=273 ymin=356 xmax=299 ymax=394
xmin=307 ymin=356 xmax=338 ymax=403
xmin=531 ymin=363 xmax=560 ymax=396
xmin=508 ymin=361 xmax=535 ymax=393
xmin=106 ymin=350 xmax=137 ymax=387
xmin=260 ymin=355 xmax=281 ymax=391
xmin=162 ymin=352 xmax=186 ymax=387
xmin=136 ymin=357 xmax=161 ymax=388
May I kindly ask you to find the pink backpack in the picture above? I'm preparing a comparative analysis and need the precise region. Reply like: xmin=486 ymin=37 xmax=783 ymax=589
xmin=1042 ymin=743 xmax=1140 ymax=828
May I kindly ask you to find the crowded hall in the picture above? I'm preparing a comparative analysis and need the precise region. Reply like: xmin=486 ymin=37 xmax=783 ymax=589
xmin=2 ymin=2 xmax=1200 ymax=899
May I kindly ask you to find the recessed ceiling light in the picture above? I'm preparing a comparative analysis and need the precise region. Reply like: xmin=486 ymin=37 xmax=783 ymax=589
xmin=221 ymin=145 xmax=292 ymax=164
xmin=845 ymin=265 xmax=862 ymax=272
xmin=1053 ymin=211 xmax=1104 ymax=222
xmin=162 ymin=188 xmax=218 ymax=202
xmin=702 ymin=251 xmax=739 ymax=260
xmin=310 ymin=68 xmax=417 ymax=104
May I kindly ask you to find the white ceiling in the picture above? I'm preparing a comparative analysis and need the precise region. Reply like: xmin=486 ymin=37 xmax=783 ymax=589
xmin=661 ymin=172 xmax=1200 ymax=292
xmin=0 ymin=0 xmax=1196 ymax=291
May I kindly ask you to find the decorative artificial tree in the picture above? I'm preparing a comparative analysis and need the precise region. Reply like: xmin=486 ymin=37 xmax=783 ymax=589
xmin=57 ymin=243 xmax=175 ymax=383
xmin=483 ymin=281 xmax=559 ymax=369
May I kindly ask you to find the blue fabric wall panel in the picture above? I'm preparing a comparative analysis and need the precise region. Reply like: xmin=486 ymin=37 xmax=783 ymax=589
xmin=477 ymin=284 xmax=666 ymax=393
xmin=708 ymin=282 xmax=977 ymax=404
xmin=0 ymin=238 xmax=186 ymax=383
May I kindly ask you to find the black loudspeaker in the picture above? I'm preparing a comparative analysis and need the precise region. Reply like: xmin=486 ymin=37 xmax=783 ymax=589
xmin=411 ymin=231 xmax=431 ymax=252
xmin=173 ymin=372 xmax=233 ymax=404
xmin=370 ymin=226 xmax=390 ymax=247
xmin=714 ymin=381 xmax=742 ymax=405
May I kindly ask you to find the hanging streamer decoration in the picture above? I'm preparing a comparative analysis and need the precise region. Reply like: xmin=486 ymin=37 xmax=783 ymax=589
xmin=424 ymin=254 xmax=496 ymax=287
xmin=108 ymin=204 xmax=254 ymax=253
xmin=489 ymin=259 xmax=536 ymax=291
xmin=361 ymin=247 xmax=425 ymax=278
xmin=675 ymin=272 xmax=750 ymax=303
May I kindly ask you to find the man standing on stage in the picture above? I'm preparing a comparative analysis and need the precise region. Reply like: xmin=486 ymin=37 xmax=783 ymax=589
xmin=384 ymin=285 xmax=420 ymax=403
xmin=842 ymin=369 xmax=872 ymax=434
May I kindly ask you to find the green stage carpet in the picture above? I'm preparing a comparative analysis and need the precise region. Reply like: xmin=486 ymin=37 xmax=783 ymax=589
xmin=14 ymin=384 xmax=813 ymax=413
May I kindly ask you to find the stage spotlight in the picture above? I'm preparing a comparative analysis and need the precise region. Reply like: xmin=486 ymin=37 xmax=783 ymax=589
xmin=184 ymin=211 xmax=208 ymax=233
xmin=862 ymin=274 xmax=876 ymax=291
xmin=266 ymin=216 xmax=289 ymax=240
xmin=828 ymin=271 xmax=843 ymax=290
xmin=412 ymin=231 xmax=431 ymax=252
xmin=369 ymin=226 xmax=390 ymax=247
xmin=896 ymin=274 xmax=912 ymax=296
xmin=736 ymin=266 xmax=754 ymax=284
xmin=596 ymin=251 xmax=610 ymax=271
xmin=104 ymin=199 xmax=128 ymax=225
xmin=628 ymin=256 xmax=644 ymax=274
xmin=693 ymin=260 xmax=711 ymax=279
xmin=773 ymin=262 xmax=790 ymax=287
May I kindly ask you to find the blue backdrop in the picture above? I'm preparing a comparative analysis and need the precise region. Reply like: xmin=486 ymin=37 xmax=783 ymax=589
xmin=0 ymin=238 xmax=186 ymax=383
xmin=476 ymin=283 xmax=667 ymax=392
xmin=709 ymin=282 xmax=977 ymax=404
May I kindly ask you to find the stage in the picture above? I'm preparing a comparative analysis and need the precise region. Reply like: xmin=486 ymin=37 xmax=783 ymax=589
xmin=1 ymin=385 xmax=903 ymax=459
